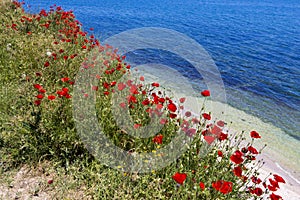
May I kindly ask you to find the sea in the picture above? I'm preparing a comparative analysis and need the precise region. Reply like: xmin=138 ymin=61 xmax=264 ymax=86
xmin=23 ymin=0 xmax=299 ymax=179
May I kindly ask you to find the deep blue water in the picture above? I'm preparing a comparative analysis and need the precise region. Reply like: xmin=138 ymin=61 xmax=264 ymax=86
xmin=24 ymin=0 xmax=300 ymax=139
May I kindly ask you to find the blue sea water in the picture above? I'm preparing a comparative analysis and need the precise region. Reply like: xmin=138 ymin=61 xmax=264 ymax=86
xmin=24 ymin=0 xmax=300 ymax=139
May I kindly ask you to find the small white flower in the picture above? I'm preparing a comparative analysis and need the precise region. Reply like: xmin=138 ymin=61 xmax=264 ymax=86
xmin=46 ymin=51 xmax=52 ymax=56
xmin=6 ymin=43 xmax=12 ymax=51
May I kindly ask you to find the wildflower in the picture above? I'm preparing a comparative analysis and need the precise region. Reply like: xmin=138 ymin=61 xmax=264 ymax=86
xmin=92 ymin=86 xmax=98 ymax=91
xmin=273 ymin=174 xmax=285 ymax=183
xmin=202 ymin=113 xmax=211 ymax=120
xmin=169 ymin=113 xmax=177 ymax=119
xmin=33 ymin=84 xmax=42 ymax=90
xmin=172 ymin=172 xmax=187 ymax=185
xmin=47 ymin=179 xmax=53 ymax=184
xmin=61 ymin=77 xmax=69 ymax=82
xmin=233 ymin=166 xmax=242 ymax=177
xmin=48 ymin=95 xmax=56 ymax=100
xmin=39 ymin=88 xmax=46 ymax=93
xmin=269 ymin=178 xmax=279 ymax=189
xmin=134 ymin=124 xmax=141 ymax=129
xmin=251 ymin=176 xmax=262 ymax=184
xmin=250 ymin=188 xmax=263 ymax=196
xmin=151 ymin=82 xmax=160 ymax=87
xmin=36 ymin=94 xmax=44 ymax=99
xmin=117 ymin=82 xmax=126 ymax=91
xmin=201 ymin=90 xmax=210 ymax=97
xmin=46 ymin=51 xmax=52 ymax=56
xmin=34 ymin=100 xmax=41 ymax=106
xmin=230 ymin=150 xmax=244 ymax=164
xmin=218 ymin=132 xmax=228 ymax=141
xmin=179 ymin=97 xmax=186 ymax=103
xmin=153 ymin=134 xmax=163 ymax=144
xmin=248 ymin=146 xmax=258 ymax=154
xmin=212 ymin=180 xmax=233 ymax=194
xmin=44 ymin=61 xmax=50 ymax=67
xmin=140 ymin=76 xmax=145 ymax=81
xmin=217 ymin=150 xmax=223 ymax=157
xmin=185 ymin=111 xmax=191 ymax=117
xmin=160 ymin=118 xmax=167 ymax=125
xmin=270 ymin=193 xmax=282 ymax=200
xmin=250 ymin=131 xmax=261 ymax=138
xmin=199 ymin=182 xmax=205 ymax=190
xmin=217 ymin=120 xmax=225 ymax=127
xmin=119 ymin=102 xmax=126 ymax=108
xmin=167 ymin=103 xmax=177 ymax=112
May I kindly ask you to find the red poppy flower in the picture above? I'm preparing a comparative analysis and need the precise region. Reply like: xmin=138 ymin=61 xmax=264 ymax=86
xmin=128 ymin=95 xmax=137 ymax=103
xmin=172 ymin=172 xmax=187 ymax=185
xmin=250 ymin=131 xmax=261 ymax=138
xmin=82 ymin=45 xmax=87 ymax=49
xmin=36 ymin=94 xmax=44 ymax=99
xmin=230 ymin=150 xmax=244 ymax=164
xmin=179 ymin=97 xmax=186 ymax=103
xmin=217 ymin=150 xmax=223 ymax=157
xmin=185 ymin=111 xmax=191 ymax=117
xmin=218 ymin=132 xmax=228 ymax=141
xmin=44 ymin=61 xmax=50 ymax=67
xmin=111 ymin=81 xmax=117 ymax=86
xmin=33 ymin=84 xmax=42 ymax=90
xmin=39 ymin=88 xmax=46 ymax=93
xmin=142 ymin=99 xmax=150 ymax=106
xmin=104 ymin=91 xmax=110 ymax=96
xmin=61 ymin=77 xmax=69 ymax=82
xmin=217 ymin=120 xmax=225 ymax=127
xmin=185 ymin=128 xmax=196 ymax=137
xmin=199 ymin=182 xmax=205 ymax=190
xmin=48 ymin=95 xmax=56 ymax=100
xmin=269 ymin=178 xmax=279 ymax=189
xmin=233 ymin=166 xmax=242 ymax=177
xmin=273 ymin=174 xmax=285 ymax=183
xmin=153 ymin=134 xmax=163 ymax=144
xmin=140 ymin=76 xmax=145 ymax=81
xmin=212 ymin=180 xmax=233 ymax=194
xmin=92 ymin=86 xmax=98 ymax=91
xmin=119 ymin=102 xmax=126 ymax=108
xmin=117 ymin=82 xmax=126 ymax=91
xmin=251 ymin=188 xmax=263 ymax=196
xmin=134 ymin=124 xmax=141 ymax=129
xmin=34 ymin=100 xmax=41 ymax=106
xmin=204 ymin=135 xmax=215 ymax=145
xmin=160 ymin=118 xmax=167 ymax=125
xmin=268 ymin=184 xmax=278 ymax=192
xmin=169 ymin=113 xmax=177 ymax=119
xmin=202 ymin=113 xmax=211 ymax=120
xmin=251 ymin=176 xmax=262 ymax=184
xmin=151 ymin=82 xmax=160 ymax=87
xmin=248 ymin=146 xmax=258 ymax=154
xmin=47 ymin=179 xmax=53 ymax=184
xmin=168 ymin=103 xmax=177 ymax=112
xmin=201 ymin=90 xmax=210 ymax=97
xmin=270 ymin=193 xmax=282 ymax=200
